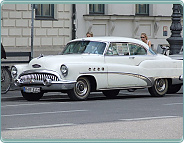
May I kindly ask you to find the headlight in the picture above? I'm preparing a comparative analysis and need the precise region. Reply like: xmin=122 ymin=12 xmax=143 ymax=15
xmin=60 ymin=64 xmax=68 ymax=77
xmin=11 ymin=66 xmax=18 ymax=79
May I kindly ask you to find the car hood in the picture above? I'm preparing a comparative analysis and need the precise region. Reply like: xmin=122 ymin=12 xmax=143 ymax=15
xmin=28 ymin=54 xmax=103 ymax=70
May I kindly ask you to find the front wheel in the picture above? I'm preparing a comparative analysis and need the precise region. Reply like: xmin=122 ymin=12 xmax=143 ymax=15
xmin=21 ymin=91 xmax=44 ymax=101
xmin=148 ymin=78 xmax=168 ymax=97
xmin=67 ymin=77 xmax=91 ymax=101
xmin=1 ymin=67 xmax=11 ymax=94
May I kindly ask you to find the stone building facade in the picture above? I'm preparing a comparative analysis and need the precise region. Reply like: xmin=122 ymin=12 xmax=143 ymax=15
xmin=1 ymin=4 xmax=72 ymax=57
xmin=76 ymin=4 xmax=183 ymax=52
xmin=1 ymin=4 xmax=183 ymax=57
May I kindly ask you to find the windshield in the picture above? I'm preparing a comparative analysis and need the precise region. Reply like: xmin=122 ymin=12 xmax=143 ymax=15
xmin=62 ymin=41 xmax=106 ymax=55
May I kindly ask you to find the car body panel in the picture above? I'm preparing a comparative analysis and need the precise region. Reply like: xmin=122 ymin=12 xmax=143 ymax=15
xmin=12 ymin=37 xmax=183 ymax=95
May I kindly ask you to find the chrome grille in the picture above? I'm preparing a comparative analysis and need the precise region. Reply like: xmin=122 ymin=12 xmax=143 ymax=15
xmin=20 ymin=73 xmax=59 ymax=82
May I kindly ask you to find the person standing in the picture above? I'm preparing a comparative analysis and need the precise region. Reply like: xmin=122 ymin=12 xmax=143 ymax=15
xmin=86 ymin=32 xmax=93 ymax=37
xmin=140 ymin=33 xmax=151 ymax=48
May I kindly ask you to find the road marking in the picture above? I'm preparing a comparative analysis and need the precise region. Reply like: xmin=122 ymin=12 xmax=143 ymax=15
xmin=163 ymin=103 xmax=183 ymax=106
xmin=6 ymin=123 xmax=75 ymax=130
xmin=2 ymin=110 xmax=88 ymax=117
xmin=1 ymin=102 xmax=71 ymax=108
xmin=119 ymin=116 xmax=179 ymax=121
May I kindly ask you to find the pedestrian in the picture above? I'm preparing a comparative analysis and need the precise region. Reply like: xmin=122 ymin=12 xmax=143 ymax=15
xmin=86 ymin=31 xmax=93 ymax=37
xmin=1 ymin=43 xmax=6 ymax=59
xmin=140 ymin=33 xmax=151 ymax=48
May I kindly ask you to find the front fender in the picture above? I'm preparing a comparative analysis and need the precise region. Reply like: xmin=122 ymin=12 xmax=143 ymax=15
xmin=13 ymin=64 xmax=29 ymax=80
xmin=64 ymin=63 xmax=108 ymax=89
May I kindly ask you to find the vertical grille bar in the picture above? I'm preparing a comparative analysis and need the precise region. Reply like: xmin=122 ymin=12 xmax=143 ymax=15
xmin=20 ymin=73 xmax=59 ymax=82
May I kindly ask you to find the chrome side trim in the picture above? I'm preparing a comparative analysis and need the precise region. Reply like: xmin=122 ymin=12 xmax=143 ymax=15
xmin=80 ymin=71 xmax=153 ymax=86
xmin=99 ymin=86 xmax=149 ymax=90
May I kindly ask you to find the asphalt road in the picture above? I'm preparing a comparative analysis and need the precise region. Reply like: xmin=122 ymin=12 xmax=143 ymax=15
xmin=1 ymin=88 xmax=183 ymax=141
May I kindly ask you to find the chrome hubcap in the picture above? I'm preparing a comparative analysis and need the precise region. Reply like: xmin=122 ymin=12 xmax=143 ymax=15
xmin=155 ymin=79 xmax=166 ymax=92
xmin=75 ymin=80 xmax=88 ymax=97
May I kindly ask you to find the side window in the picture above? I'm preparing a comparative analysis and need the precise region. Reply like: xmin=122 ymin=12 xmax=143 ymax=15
xmin=107 ymin=43 xmax=118 ymax=55
xmin=118 ymin=43 xmax=129 ymax=55
xmin=107 ymin=43 xmax=129 ymax=56
xmin=128 ymin=44 xmax=147 ymax=55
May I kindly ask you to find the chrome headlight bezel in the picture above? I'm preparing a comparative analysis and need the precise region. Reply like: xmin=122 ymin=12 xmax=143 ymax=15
xmin=60 ymin=64 xmax=68 ymax=77
xmin=11 ymin=66 xmax=18 ymax=79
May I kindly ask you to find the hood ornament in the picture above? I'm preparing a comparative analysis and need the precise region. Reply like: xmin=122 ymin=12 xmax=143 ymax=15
xmin=37 ymin=54 xmax=44 ymax=59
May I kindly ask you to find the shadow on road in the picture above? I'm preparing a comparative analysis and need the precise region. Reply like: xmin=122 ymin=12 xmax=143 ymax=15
xmin=1 ymin=89 xmax=182 ymax=102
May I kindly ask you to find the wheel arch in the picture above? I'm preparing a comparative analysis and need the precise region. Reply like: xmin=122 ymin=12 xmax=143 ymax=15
xmin=77 ymin=75 xmax=97 ymax=92
xmin=153 ymin=78 xmax=172 ymax=86
xmin=167 ymin=78 xmax=172 ymax=87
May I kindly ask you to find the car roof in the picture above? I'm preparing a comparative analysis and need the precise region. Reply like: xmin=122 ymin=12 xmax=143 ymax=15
xmin=70 ymin=37 xmax=149 ymax=49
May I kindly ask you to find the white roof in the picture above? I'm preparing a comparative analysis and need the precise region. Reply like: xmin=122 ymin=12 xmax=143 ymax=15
xmin=70 ymin=36 xmax=149 ymax=49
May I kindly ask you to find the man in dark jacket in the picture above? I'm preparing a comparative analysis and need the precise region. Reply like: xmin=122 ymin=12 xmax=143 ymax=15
xmin=1 ymin=43 xmax=6 ymax=59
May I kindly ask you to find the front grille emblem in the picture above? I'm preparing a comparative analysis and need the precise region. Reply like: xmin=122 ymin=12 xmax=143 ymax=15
xmin=32 ymin=64 xmax=41 ymax=68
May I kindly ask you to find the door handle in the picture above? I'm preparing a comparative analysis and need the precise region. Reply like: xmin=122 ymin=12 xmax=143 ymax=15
xmin=129 ymin=57 xmax=135 ymax=59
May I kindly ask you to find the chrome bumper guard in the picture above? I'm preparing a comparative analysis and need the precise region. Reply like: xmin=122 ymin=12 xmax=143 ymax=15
xmin=14 ymin=70 xmax=76 ymax=91
xmin=14 ymin=78 xmax=76 ymax=91
xmin=179 ymin=75 xmax=183 ymax=81
xmin=172 ymin=75 xmax=183 ymax=85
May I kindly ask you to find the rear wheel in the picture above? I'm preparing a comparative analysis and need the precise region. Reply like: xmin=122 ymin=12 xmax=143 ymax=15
xmin=21 ymin=91 xmax=44 ymax=101
xmin=103 ymin=90 xmax=120 ymax=98
xmin=148 ymin=78 xmax=168 ymax=97
xmin=67 ymin=77 xmax=91 ymax=101
xmin=167 ymin=84 xmax=182 ymax=94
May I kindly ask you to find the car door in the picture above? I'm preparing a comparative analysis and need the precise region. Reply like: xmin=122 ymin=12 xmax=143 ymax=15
xmin=127 ymin=43 xmax=158 ymax=87
xmin=105 ymin=42 xmax=140 ymax=88
xmin=128 ymin=43 xmax=155 ymax=66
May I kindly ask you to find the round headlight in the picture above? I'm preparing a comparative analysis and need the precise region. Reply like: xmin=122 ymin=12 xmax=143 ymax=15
xmin=60 ymin=65 xmax=68 ymax=77
xmin=11 ymin=66 xmax=18 ymax=79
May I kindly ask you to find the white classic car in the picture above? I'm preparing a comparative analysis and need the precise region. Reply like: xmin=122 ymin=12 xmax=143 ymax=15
xmin=11 ymin=37 xmax=183 ymax=101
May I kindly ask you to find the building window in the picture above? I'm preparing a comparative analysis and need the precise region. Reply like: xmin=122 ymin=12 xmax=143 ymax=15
xmin=180 ymin=5 xmax=183 ymax=15
xmin=89 ymin=4 xmax=105 ymax=14
xmin=135 ymin=4 xmax=149 ymax=15
xmin=35 ymin=4 xmax=54 ymax=19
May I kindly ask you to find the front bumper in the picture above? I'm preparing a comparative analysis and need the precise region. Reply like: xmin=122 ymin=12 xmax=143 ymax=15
xmin=15 ymin=79 xmax=76 ymax=91
xmin=14 ymin=70 xmax=76 ymax=91
xmin=179 ymin=75 xmax=183 ymax=81
xmin=171 ymin=75 xmax=183 ymax=85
